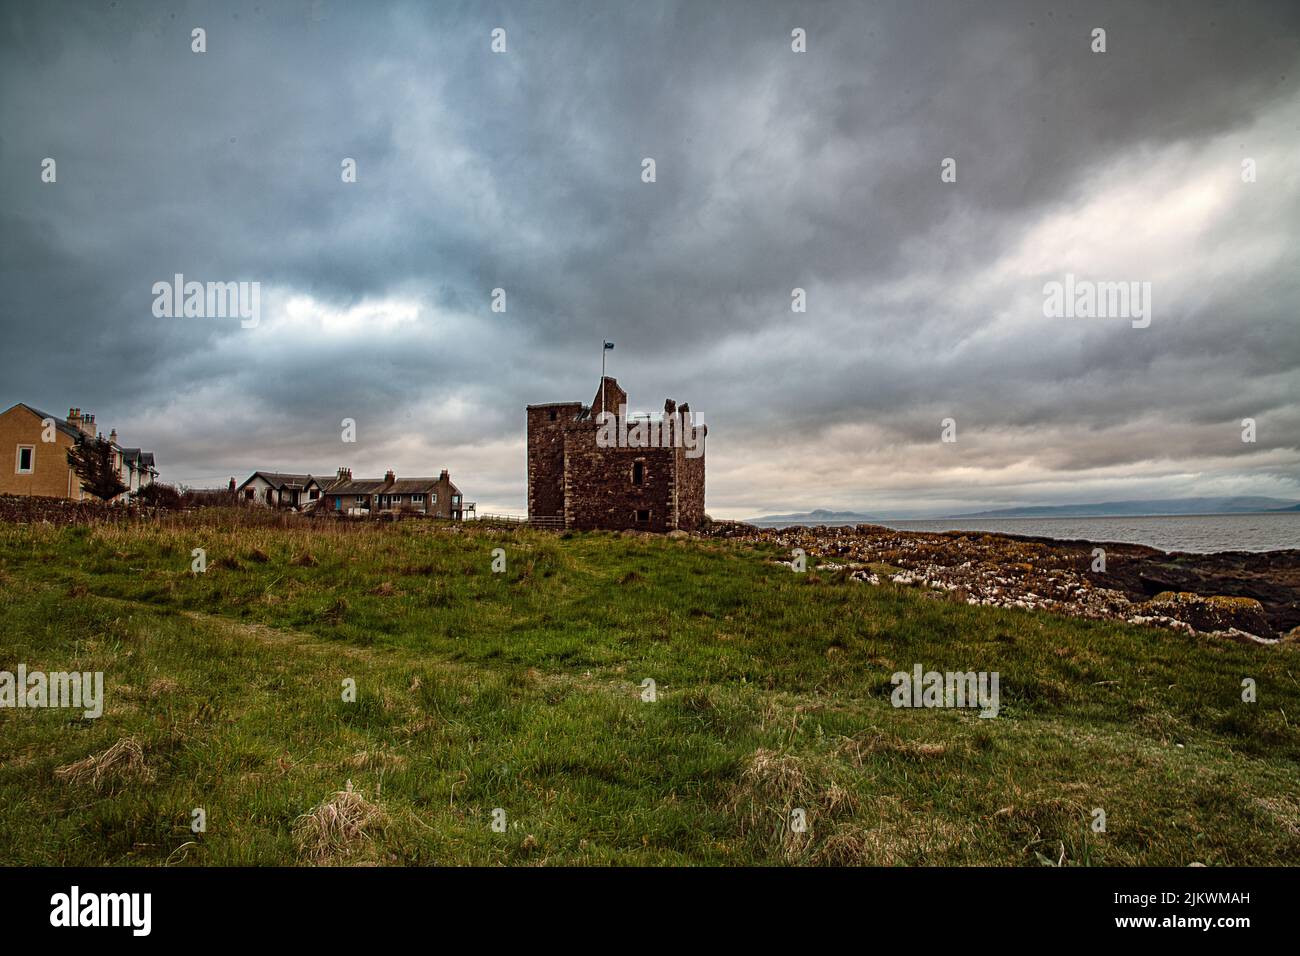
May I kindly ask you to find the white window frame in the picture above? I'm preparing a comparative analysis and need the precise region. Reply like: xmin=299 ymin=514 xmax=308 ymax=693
xmin=412 ymin=493 xmax=424 ymax=503
xmin=16 ymin=445 xmax=35 ymax=474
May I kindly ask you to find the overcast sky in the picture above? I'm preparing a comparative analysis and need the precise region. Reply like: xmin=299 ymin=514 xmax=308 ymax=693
xmin=3 ymin=0 xmax=1298 ymax=518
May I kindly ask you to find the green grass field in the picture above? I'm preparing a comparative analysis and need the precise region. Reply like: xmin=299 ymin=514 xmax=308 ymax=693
xmin=1 ymin=515 xmax=1297 ymax=866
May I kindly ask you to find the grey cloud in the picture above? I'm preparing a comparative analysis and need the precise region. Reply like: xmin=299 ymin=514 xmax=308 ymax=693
xmin=2 ymin=0 xmax=1298 ymax=510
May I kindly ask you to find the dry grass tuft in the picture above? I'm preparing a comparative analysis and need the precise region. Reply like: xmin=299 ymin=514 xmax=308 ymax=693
xmin=347 ymin=748 xmax=407 ymax=771
xmin=54 ymin=736 xmax=154 ymax=790
xmin=291 ymin=552 xmax=319 ymax=567
xmin=293 ymin=780 xmax=387 ymax=864
xmin=812 ymin=798 xmax=970 ymax=865
xmin=732 ymin=748 xmax=862 ymax=860
xmin=740 ymin=748 xmax=812 ymax=808
xmin=1253 ymin=796 xmax=1300 ymax=838
xmin=836 ymin=731 xmax=964 ymax=766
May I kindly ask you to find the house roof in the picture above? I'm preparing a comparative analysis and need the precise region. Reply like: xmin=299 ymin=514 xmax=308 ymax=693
xmin=390 ymin=478 xmax=443 ymax=494
xmin=9 ymin=403 xmax=84 ymax=441
xmin=327 ymin=476 xmax=460 ymax=496
xmin=328 ymin=479 xmax=392 ymax=495
xmin=237 ymin=471 xmax=322 ymax=491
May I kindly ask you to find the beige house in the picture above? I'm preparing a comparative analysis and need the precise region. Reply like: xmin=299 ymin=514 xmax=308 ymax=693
xmin=0 ymin=403 xmax=157 ymax=501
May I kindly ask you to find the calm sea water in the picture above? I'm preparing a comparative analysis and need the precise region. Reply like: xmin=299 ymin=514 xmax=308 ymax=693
xmin=871 ymin=513 xmax=1300 ymax=554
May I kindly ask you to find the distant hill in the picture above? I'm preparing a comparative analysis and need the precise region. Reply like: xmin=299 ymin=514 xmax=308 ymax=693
xmin=746 ymin=497 xmax=1300 ymax=525
xmin=948 ymin=497 xmax=1300 ymax=518
xmin=745 ymin=508 xmax=879 ymax=526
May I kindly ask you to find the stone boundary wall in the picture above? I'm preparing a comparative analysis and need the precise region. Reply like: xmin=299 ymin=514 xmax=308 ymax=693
xmin=0 ymin=494 xmax=150 ymax=525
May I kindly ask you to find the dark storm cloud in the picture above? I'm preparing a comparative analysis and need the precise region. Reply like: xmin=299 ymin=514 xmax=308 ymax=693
xmin=1 ymin=0 xmax=1298 ymax=513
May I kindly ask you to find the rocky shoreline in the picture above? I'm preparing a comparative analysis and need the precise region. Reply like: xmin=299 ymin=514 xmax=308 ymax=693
xmin=703 ymin=522 xmax=1300 ymax=644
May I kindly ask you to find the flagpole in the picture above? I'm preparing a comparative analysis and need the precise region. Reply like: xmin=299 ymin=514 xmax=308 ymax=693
xmin=600 ymin=340 xmax=614 ymax=412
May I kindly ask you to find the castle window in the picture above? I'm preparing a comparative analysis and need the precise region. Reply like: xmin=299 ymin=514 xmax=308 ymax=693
xmin=632 ymin=461 xmax=644 ymax=485
xmin=636 ymin=509 xmax=650 ymax=523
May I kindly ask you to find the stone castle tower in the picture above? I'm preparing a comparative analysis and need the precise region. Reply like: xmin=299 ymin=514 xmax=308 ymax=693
xmin=527 ymin=377 xmax=706 ymax=532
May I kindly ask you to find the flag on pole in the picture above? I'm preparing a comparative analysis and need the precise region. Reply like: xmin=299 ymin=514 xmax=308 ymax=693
xmin=603 ymin=341 xmax=614 ymax=350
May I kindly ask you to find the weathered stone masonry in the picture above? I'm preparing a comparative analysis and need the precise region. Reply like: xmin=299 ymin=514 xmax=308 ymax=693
xmin=527 ymin=377 xmax=706 ymax=532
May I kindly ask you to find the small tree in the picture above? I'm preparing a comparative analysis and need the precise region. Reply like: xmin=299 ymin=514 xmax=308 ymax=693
xmin=66 ymin=435 xmax=128 ymax=502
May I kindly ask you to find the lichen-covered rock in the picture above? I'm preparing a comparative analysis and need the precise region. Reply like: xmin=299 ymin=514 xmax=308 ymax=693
xmin=1138 ymin=592 xmax=1272 ymax=638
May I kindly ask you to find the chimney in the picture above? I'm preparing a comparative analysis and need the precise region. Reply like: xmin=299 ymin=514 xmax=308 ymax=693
xmin=384 ymin=470 xmax=395 ymax=485
xmin=109 ymin=429 xmax=117 ymax=444
xmin=337 ymin=467 xmax=351 ymax=481
xmin=439 ymin=469 xmax=449 ymax=483
xmin=228 ymin=477 xmax=236 ymax=492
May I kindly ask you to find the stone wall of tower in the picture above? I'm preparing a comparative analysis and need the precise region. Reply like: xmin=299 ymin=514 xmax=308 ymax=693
xmin=562 ymin=422 xmax=676 ymax=531
xmin=526 ymin=403 xmax=580 ymax=521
